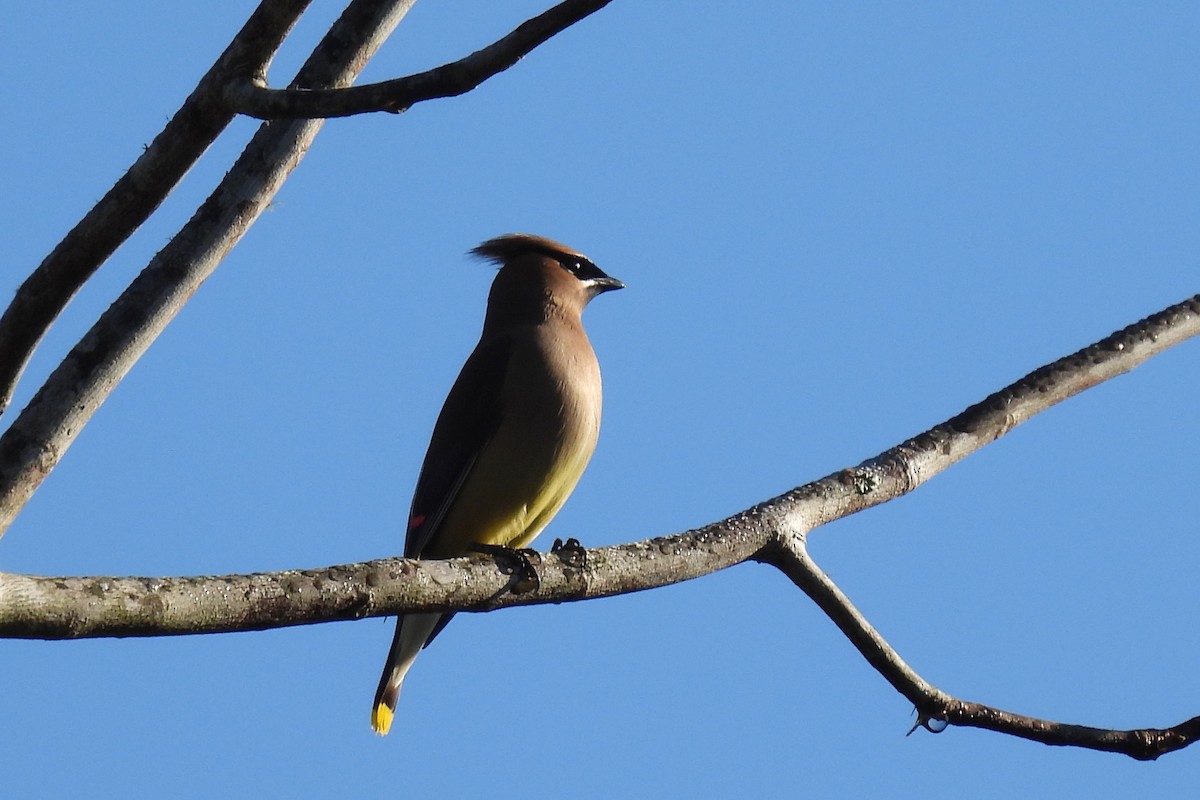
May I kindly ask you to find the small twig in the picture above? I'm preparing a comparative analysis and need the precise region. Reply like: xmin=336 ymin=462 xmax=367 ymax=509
xmin=224 ymin=0 xmax=615 ymax=119
xmin=940 ymin=700 xmax=1200 ymax=761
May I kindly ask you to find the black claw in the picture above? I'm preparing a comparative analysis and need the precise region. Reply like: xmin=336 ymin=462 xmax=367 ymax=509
xmin=512 ymin=548 xmax=541 ymax=593
xmin=551 ymin=537 xmax=587 ymax=568
xmin=470 ymin=544 xmax=541 ymax=594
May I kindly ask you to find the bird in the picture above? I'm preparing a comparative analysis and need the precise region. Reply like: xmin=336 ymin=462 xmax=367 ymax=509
xmin=371 ymin=233 xmax=624 ymax=735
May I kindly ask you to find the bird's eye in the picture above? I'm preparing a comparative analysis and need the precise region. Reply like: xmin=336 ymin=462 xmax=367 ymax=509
xmin=558 ymin=255 xmax=596 ymax=278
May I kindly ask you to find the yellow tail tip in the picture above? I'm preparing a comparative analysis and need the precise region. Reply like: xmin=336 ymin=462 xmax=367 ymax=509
xmin=371 ymin=704 xmax=394 ymax=736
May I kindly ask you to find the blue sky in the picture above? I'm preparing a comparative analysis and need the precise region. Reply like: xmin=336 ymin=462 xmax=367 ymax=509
xmin=3 ymin=2 xmax=1198 ymax=796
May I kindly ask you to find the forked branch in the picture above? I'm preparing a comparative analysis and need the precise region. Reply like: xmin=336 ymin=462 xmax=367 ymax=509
xmin=765 ymin=533 xmax=1200 ymax=760
xmin=2 ymin=293 xmax=1196 ymax=759
xmin=0 ymin=0 xmax=310 ymax=419
xmin=225 ymin=0 xmax=616 ymax=118
xmin=0 ymin=0 xmax=613 ymax=539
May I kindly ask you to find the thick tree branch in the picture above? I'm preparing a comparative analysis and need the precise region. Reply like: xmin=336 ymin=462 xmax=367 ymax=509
xmin=765 ymin=292 xmax=1200 ymax=535
xmin=0 ymin=528 xmax=764 ymax=639
xmin=1 ymin=295 xmax=1194 ymax=610
xmin=224 ymin=0 xmax=615 ymax=119
xmin=1 ymin=293 xmax=1195 ymax=759
xmin=0 ymin=0 xmax=421 ymax=539
xmin=0 ymin=0 xmax=311 ymax=419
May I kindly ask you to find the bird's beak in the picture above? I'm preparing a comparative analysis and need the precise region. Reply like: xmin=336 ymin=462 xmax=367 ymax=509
xmin=591 ymin=275 xmax=625 ymax=294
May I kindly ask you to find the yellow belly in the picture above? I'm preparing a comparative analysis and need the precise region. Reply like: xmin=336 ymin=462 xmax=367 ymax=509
xmin=421 ymin=413 xmax=598 ymax=558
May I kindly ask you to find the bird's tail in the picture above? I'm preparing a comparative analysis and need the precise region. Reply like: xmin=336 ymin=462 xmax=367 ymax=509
xmin=371 ymin=612 xmax=443 ymax=735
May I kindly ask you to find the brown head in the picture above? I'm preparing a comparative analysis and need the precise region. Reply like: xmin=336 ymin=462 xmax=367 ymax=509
xmin=472 ymin=234 xmax=624 ymax=330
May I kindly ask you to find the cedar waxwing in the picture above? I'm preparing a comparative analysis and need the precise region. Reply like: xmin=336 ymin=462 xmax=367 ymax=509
xmin=371 ymin=233 xmax=623 ymax=735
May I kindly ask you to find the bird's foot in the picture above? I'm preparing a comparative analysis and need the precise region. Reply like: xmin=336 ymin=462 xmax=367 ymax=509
xmin=551 ymin=537 xmax=587 ymax=569
xmin=470 ymin=544 xmax=542 ymax=594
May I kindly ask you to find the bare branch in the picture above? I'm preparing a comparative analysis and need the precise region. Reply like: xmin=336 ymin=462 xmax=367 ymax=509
xmin=764 ymin=533 xmax=1200 ymax=760
xmin=0 ymin=527 xmax=763 ymax=639
xmin=225 ymin=0 xmax=615 ymax=119
xmin=0 ymin=0 xmax=419 ymax=539
xmin=0 ymin=0 xmax=311 ymax=418
xmin=762 ymin=292 xmax=1200 ymax=536
xmin=938 ymin=703 xmax=1200 ymax=761
xmin=752 ymin=293 xmax=1200 ymax=759
xmin=2 ymin=293 xmax=1196 ymax=758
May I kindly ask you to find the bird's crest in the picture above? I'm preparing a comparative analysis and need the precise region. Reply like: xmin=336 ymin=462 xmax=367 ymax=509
xmin=471 ymin=233 xmax=587 ymax=267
